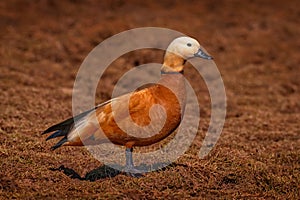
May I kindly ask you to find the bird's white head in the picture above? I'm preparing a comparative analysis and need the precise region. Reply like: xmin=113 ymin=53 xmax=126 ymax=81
xmin=162 ymin=36 xmax=212 ymax=73
xmin=166 ymin=36 xmax=212 ymax=60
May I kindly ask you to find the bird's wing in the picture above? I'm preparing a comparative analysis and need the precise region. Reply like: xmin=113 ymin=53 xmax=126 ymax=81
xmin=43 ymin=83 xmax=182 ymax=149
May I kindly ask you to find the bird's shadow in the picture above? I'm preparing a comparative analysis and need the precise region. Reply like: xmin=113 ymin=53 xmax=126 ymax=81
xmin=49 ymin=165 xmax=120 ymax=181
xmin=49 ymin=162 xmax=186 ymax=181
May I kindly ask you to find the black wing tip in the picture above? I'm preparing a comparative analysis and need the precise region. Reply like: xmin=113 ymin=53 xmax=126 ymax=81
xmin=42 ymin=128 xmax=51 ymax=135
xmin=42 ymin=117 xmax=75 ymax=135
xmin=45 ymin=130 xmax=64 ymax=141
xmin=50 ymin=137 xmax=68 ymax=151
xmin=42 ymin=108 xmax=96 ymax=136
xmin=42 ymin=125 xmax=59 ymax=135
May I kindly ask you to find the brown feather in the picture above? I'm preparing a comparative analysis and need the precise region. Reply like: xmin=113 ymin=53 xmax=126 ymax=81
xmin=63 ymin=73 xmax=186 ymax=148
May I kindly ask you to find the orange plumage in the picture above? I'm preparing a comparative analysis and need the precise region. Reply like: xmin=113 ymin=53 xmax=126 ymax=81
xmin=43 ymin=36 xmax=212 ymax=176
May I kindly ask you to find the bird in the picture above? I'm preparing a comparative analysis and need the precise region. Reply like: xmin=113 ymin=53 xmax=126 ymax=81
xmin=42 ymin=36 xmax=213 ymax=177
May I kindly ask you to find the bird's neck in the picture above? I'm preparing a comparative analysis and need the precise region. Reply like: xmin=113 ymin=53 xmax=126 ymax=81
xmin=158 ymin=72 xmax=186 ymax=113
xmin=161 ymin=52 xmax=186 ymax=74
xmin=158 ymin=52 xmax=187 ymax=111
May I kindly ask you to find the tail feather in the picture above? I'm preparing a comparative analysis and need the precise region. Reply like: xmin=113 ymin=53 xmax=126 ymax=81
xmin=46 ymin=130 xmax=64 ymax=141
xmin=42 ymin=100 xmax=112 ymax=150
xmin=50 ymin=137 xmax=68 ymax=150
xmin=42 ymin=118 xmax=73 ymax=134
xmin=43 ymin=109 xmax=95 ymax=150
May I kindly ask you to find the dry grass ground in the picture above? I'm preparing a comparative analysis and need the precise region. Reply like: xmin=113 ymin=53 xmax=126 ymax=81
xmin=1 ymin=0 xmax=300 ymax=199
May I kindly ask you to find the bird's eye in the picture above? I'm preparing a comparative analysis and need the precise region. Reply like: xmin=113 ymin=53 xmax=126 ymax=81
xmin=187 ymin=43 xmax=192 ymax=47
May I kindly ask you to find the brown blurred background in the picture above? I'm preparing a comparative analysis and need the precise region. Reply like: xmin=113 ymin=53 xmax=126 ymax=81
xmin=0 ymin=0 xmax=299 ymax=199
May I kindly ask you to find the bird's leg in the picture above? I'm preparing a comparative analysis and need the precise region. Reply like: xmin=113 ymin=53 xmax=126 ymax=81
xmin=124 ymin=147 xmax=143 ymax=177
xmin=125 ymin=147 xmax=134 ymax=168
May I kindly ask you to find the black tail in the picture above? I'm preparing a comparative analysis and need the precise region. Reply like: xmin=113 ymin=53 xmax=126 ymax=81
xmin=42 ymin=108 xmax=97 ymax=150
xmin=42 ymin=101 xmax=110 ymax=150
xmin=42 ymin=116 xmax=75 ymax=150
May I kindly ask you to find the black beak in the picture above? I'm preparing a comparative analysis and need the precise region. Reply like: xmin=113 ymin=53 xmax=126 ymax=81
xmin=194 ymin=48 xmax=213 ymax=60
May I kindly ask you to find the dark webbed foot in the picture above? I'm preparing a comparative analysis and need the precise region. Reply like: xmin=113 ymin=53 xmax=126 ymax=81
xmin=124 ymin=147 xmax=144 ymax=178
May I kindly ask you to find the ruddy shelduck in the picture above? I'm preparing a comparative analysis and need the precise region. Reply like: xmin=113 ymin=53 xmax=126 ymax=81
xmin=43 ymin=36 xmax=212 ymax=177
